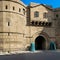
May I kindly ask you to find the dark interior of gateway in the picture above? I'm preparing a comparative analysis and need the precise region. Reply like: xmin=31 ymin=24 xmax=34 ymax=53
xmin=35 ymin=36 xmax=46 ymax=50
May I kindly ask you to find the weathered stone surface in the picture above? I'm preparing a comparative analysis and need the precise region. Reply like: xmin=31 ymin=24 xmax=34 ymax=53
xmin=0 ymin=0 xmax=59 ymax=52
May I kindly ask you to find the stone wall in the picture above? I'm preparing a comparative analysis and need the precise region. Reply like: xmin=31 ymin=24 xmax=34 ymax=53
xmin=0 ymin=0 xmax=26 ymax=52
xmin=0 ymin=0 xmax=60 ymax=52
xmin=54 ymin=10 xmax=60 ymax=49
xmin=25 ymin=3 xmax=56 ymax=50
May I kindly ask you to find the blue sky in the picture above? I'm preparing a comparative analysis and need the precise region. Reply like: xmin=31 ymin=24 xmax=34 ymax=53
xmin=21 ymin=0 xmax=60 ymax=8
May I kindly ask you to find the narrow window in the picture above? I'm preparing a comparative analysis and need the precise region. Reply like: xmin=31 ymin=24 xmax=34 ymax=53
xmin=39 ymin=22 xmax=41 ymax=25
xmin=23 ymin=9 xmax=25 ymax=15
xmin=35 ymin=21 xmax=38 ymax=25
xmin=13 ymin=6 xmax=15 ymax=10
xmin=43 ymin=12 xmax=47 ymax=18
xmin=56 ymin=14 xmax=59 ymax=18
xmin=31 ymin=21 xmax=34 ymax=25
xmin=19 ymin=8 xmax=21 ymax=12
xmin=49 ymin=22 xmax=52 ymax=26
xmin=8 ymin=22 xmax=10 ymax=26
xmin=41 ymin=22 xmax=43 ymax=26
xmin=46 ymin=22 xmax=48 ymax=26
xmin=5 ymin=5 xmax=8 ymax=9
xmin=42 ymin=22 xmax=45 ymax=25
xmin=34 ymin=11 xmax=39 ymax=17
xmin=8 ymin=33 xmax=10 ymax=36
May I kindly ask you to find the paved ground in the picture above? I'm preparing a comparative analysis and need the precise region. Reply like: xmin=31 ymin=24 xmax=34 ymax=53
xmin=0 ymin=51 xmax=60 ymax=60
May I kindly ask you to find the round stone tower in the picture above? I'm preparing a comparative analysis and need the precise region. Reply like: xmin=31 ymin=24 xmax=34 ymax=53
xmin=0 ymin=0 xmax=26 ymax=52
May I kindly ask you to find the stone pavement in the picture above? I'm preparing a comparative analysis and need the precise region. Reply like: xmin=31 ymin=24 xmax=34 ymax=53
xmin=0 ymin=50 xmax=60 ymax=55
xmin=0 ymin=50 xmax=60 ymax=60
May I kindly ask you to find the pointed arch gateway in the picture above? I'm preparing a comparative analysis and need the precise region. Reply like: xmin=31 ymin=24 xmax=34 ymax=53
xmin=32 ymin=32 xmax=50 ymax=50
xmin=35 ymin=36 xmax=46 ymax=50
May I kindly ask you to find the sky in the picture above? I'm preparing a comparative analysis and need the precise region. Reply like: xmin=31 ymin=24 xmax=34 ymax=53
xmin=21 ymin=0 xmax=60 ymax=8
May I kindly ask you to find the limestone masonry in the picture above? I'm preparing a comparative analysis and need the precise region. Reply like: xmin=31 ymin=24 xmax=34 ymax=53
xmin=0 ymin=0 xmax=60 ymax=52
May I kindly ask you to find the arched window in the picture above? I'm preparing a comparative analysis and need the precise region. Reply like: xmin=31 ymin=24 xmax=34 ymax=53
xmin=34 ymin=11 xmax=39 ymax=17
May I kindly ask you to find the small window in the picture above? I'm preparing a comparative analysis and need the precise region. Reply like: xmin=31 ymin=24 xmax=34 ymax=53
xmin=31 ymin=21 xmax=34 ymax=25
xmin=56 ymin=14 xmax=59 ymax=18
xmin=5 ymin=5 xmax=8 ymax=9
xmin=13 ymin=6 xmax=15 ymax=10
xmin=23 ymin=9 xmax=25 ymax=15
xmin=8 ymin=33 xmax=10 ymax=36
xmin=35 ymin=21 xmax=38 ymax=25
xmin=39 ymin=22 xmax=41 ymax=25
xmin=42 ymin=22 xmax=45 ymax=25
xmin=41 ymin=22 xmax=43 ymax=26
xmin=19 ymin=8 xmax=21 ymax=12
xmin=34 ymin=11 xmax=39 ymax=17
xmin=8 ymin=22 xmax=10 ymax=26
xmin=49 ymin=22 xmax=52 ymax=26
xmin=43 ymin=12 xmax=47 ymax=18
xmin=46 ymin=22 xmax=48 ymax=26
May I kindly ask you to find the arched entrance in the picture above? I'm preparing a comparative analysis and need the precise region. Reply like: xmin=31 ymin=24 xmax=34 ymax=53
xmin=35 ymin=36 xmax=46 ymax=50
